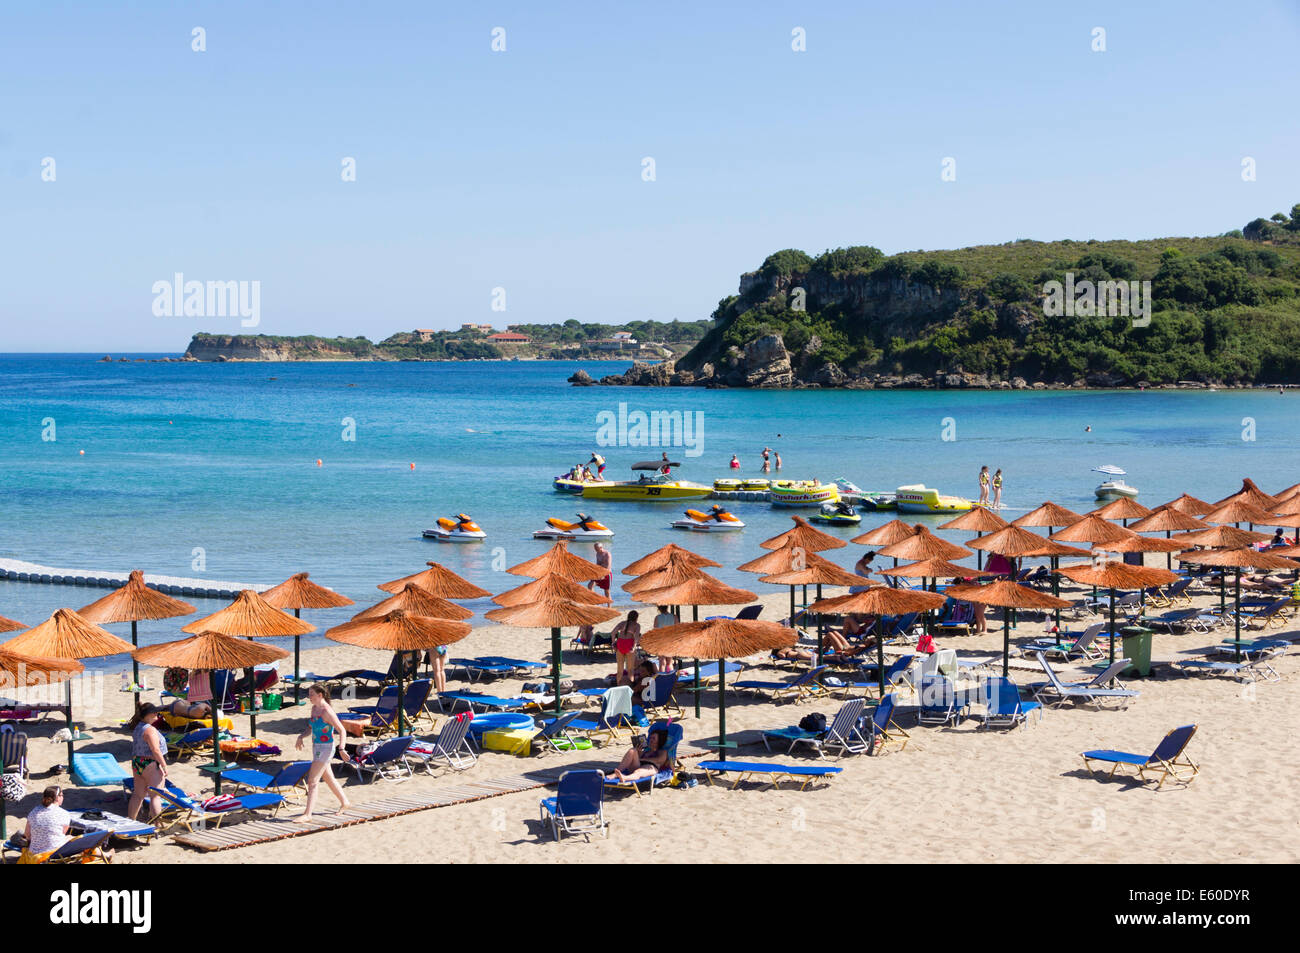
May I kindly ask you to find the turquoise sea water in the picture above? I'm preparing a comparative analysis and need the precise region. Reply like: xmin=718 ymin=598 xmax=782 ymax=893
xmin=1 ymin=355 xmax=1296 ymax=669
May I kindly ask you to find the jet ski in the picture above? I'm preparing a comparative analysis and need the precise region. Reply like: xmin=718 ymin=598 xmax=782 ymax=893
xmin=810 ymin=499 xmax=862 ymax=525
xmin=671 ymin=505 xmax=746 ymax=532
xmin=423 ymin=513 xmax=487 ymax=542
xmin=533 ymin=513 xmax=614 ymax=540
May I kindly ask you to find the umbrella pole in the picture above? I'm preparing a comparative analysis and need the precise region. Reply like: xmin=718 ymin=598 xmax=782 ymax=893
xmin=551 ymin=627 xmax=564 ymax=718
xmin=815 ymin=584 xmax=824 ymax=666
xmin=131 ymin=620 xmax=141 ymax=709
xmin=877 ymin=622 xmax=886 ymax=697
xmin=1002 ymin=612 xmax=1010 ymax=678
xmin=1051 ymin=557 xmax=1061 ymax=629
xmin=1219 ymin=575 xmax=1226 ymax=614
xmin=693 ymin=659 xmax=701 ymax=719
xmin=211 ymin=704 xmax=222 ymax=794
xmin=717 ymin=661 xmax=727 ymax=762
xmin=293 ymin=608 xmax=303 ymax=705
xmin=1108 ymin=589 xmax=1116 ymax=666
xmin=397 ymin=664 xmax=406 ymax=736
xmin=977 ymin=531 xmax=983 ymax=571
xmin=789 ymin=587 xmax=795 ymax=627
xmin=1234 ymin=572 xmax=1242 ymax=663
xmin=65 ymin=678 xmax=75 ymax=774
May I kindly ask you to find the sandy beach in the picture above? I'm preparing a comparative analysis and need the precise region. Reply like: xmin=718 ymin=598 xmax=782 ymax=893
xmin=5 ymin=577 xmax=1296 ymax=865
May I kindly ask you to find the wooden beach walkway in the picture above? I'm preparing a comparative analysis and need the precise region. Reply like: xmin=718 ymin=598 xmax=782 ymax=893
xmin=171 ymin=746 xmax=713 ymax=852
xmin=0 ymin=558 xmax=268 ymax=600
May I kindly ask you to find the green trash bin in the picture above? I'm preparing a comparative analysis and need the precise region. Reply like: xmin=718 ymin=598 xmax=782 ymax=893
xmin=1118 ymin=625 xmax=1154 ymax=677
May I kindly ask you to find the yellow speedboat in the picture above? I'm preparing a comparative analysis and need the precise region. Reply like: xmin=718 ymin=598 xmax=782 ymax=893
xmin=581 ymin=461 xmax=712 ymax=501
xmin=895 ymin=484 xmax=974 ymax=514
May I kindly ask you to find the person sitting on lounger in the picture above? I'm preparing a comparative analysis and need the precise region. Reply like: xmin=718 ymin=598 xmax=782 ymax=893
xmin=24 ymin=785 xmax=72 ymax=857
xmin=631 ymin=660 xmax=659 ymax=701
xmin=609 ymin=726 xmax=673 ymax=782
xmin=166 ymin=699 xmax=212 ymax=720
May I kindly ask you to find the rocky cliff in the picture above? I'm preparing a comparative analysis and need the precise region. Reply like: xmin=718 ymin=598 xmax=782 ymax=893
xmin=184 ymin=334 xmax=383 ymax=361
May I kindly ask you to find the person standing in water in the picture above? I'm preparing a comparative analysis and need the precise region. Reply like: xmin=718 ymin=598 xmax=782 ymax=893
xmin=992 ymin=469 xmax=1003 ymax=509
xmin=293 ymin=684 xmax=352 ymax=822
xmin=761 ymin=447 xmax=771 ymax=473
xmin=774 ymin=451 xmax=782 ymax=470
xmin=729 ymin=454 xmax=740 ymax=469
xmin=589 ymin=542 xmax=613 ymax=596
xmin=978 ymin=466 xmax=990 ymax=505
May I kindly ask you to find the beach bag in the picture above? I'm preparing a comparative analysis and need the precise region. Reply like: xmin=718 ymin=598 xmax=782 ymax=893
xmin=1 ymin=772 xmax=25 ymax=801
xmin=799 ymin=712 xmax=827 ymax=733
xmin=916 ymin=633 xmax=936 ymax=654
xmin=163 ymin=667 xmax=188 ymax=694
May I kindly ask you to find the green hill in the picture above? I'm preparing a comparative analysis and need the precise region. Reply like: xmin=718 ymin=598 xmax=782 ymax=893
xmin=676 ymin=204 xmax=1300 ymax=388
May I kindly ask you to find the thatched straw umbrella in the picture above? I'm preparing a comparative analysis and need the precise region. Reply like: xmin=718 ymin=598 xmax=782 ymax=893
xmin=1212 ymin=477 xmax=1281 ymax=512
xmin=2 ymin=609 xmax=135 ymax=771
xmin=970 ymin=525 xmax=1090 ymax=626
xmin=356 ymin=584 xmax=475 ymax=620
xmin=1175 ymin=548 xmax=1300 ymax=660
xmin=878 ymin=525 xmax=972 ymax=563
xmin=1160 ymin=493 xmax=1213 ymax=516
xmin=506 ymin=541 xmax=608 ymax=582
xmin=640 ymin=619 xmax=795 ymax=760
xmin=1127 ymin=508 xmax=1210 ymax=569
xmin=1202 ymin=499 xmax=1274 ymax=530
xmin=851 ymin=519 xmax=920 ymax=569
xmin=1050 ymin=514 xmax=1137 ymax=546
xmin=1012 ymin=502 xmax=1084 ymax=535
xmin=621 ymin=544 xmax=721 ymax=577
xmin=1090 ymin=497 xmax=1153 ymax=526
xmin=760 ymin=556 xmax=872 ymax=662
xmin=0 ymin=646 xmax=83 ymax=839
xmin=492 ymin=573 xmax=610 ymax=607
xmin=261 ymin=573 xmax=355 ymax=706
xmin=0 ymin=615 xmax=26 ymax=634
xmin=1273 ymin=494 xmax=1300 ymax=517
xmin=940 ymin=507 xmax=1007 ymax=570
xmin=182 ymin=590 xmax=315 ymax=735
xmin=1094 ymin=533 xmax=1186 ymax=572
xmin=634 ymin=576 xmax=757 ymax=718
xmin=944 ymin=580 xmax=1071 ymax=676
xmin=77 ymin=570 xmax=196 ymax=708
xmin=808 ymin=586 xmax=946 ymax=694
xmin=876 ymin=557 xmax=974 ymax=639
xmin=1273 ymin=481 xmax=1300 ymax=502
xmin=483 ymin=598 xmax=621 ymax=715
xmin=326 ymin=609 xmax=471 ymax=734
xmin=1170 ymin=524 xmax=1272 ymax=612
xmin=1055 ymin=562 xmax=1179 ymax=667
xmin=760 ymin=515 xmax=847 ymax=553
xmin=622 ymin=555 xmax=711 ymax=595
xmin=135 ymin=631 xmax=289 ymax=792
xmin=377 ymin=561 xmax=491 ymax=599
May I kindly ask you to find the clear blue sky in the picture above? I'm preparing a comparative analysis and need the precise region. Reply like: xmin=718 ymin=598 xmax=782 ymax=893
xmin=2 ymin=0 xmax=1298 ymax=351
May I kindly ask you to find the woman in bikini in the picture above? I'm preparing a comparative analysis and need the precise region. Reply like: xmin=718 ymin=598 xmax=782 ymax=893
xmin=611 ymin=610 xmax=641 ymax=685
xmin=293 ymin=684 xmax=352 ymax=822
xmin=609 ymin=726 xmax=672 ymax=782
xmin=978 ymin=466 xmax=990 ymax=505
xmin=992 ymin=469 xmax=1003 ymax=508
xmin=166 ymin=699 xmax=212 ymax=721
xmin=125 ymin=703 xmax=168 ymax=822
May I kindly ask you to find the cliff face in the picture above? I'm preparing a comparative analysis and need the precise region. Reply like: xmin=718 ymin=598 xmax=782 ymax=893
xmin=185 ymin=334 xmax=384 ymax=361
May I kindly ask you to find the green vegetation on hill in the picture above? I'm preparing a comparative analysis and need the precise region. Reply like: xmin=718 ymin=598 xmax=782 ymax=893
xmin=684 ymin=204 xmax=1300 ymax=385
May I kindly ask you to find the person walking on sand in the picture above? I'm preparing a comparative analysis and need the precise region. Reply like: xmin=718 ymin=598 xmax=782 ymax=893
xmin=125 ymin=703 xmax=168 ymax=822
xmin=293 ymin=684 xmax=352 ymax=822
xmin=611 ymin=610 xmax=642 ymax=685
xmin=992 ymin=468 xmax=1003 ymax=509
xmin=589 ymin=542 xmax=612 ymax=596
xmin=978 ymin=466 xmax=990 ymax=505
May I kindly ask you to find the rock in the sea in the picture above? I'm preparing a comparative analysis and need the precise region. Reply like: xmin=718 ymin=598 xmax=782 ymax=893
xmin=568 ymin=369 xmax=594 ymax=386
xmin=808 ymin=362 xmax=846 ymax=387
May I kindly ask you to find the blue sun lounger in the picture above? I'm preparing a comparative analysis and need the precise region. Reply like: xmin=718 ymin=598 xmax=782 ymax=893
xmin=1173 ymin=646 xmax=1283 ymax=683
xmin=696 ymin=760 xmax=842 ymax=790
xmin=762 ymin=698 xmax=868 ymax=757
xmin=604 ymin=721 xmax=684 ymax=796
xmin=222 ymin=760 xmax=311 ymax=796
xmin=836 ymin=655 xmax=915 ymax=698
xmin=1082 ymin=724 xmax=1199 ymax=789
xmin=734 ymin=665 xmax=829 ymax=701
xmin=676 ymin=661 xmax=743 ymax=685
xmin=151 ymin=782 xmax=286 ymax=832
xmin=981 ymin=676 xmax=1043 ymax=729
xmin=439 ymin=691 xmax=530 ymax=713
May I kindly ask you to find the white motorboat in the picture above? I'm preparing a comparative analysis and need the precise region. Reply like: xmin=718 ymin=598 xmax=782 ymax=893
xmin=1093 ymin=465 xmax=1139 ymax=501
